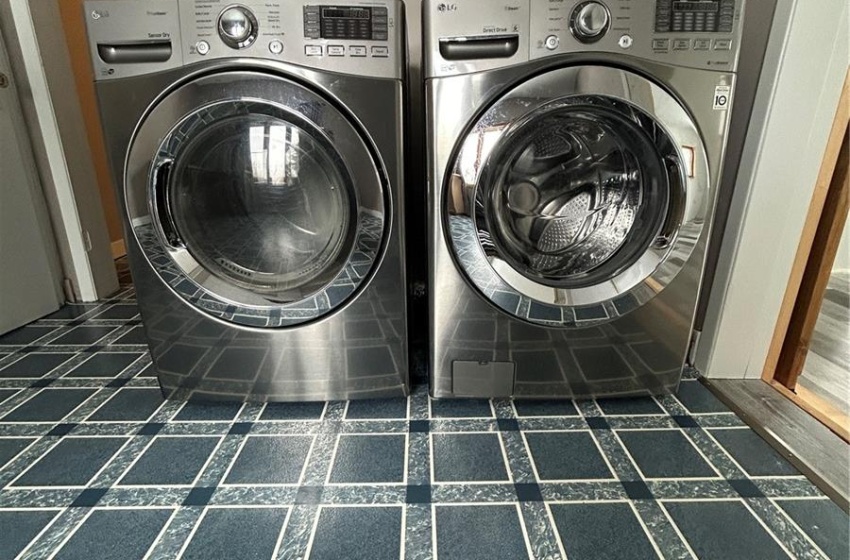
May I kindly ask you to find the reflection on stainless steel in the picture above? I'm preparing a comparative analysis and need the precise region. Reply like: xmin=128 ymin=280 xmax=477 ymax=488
xmin=425 ymin=0 xmax=737 ymax=398
xmin=129 ymin=75 xmax=387 ymax=327
xmin=93 ymin=43 xmax=408 ymax=400
xmin=446 ymin=66 xmax=707 ymax=317
xmin=170 ymin=112 xmax=353 ymax=303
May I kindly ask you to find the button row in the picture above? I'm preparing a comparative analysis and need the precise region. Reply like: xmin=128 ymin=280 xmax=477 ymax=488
xmin=305 ymin=44 xmax=388 ymax=57
xmin=652 ymin=38 xmax=732 ymax=52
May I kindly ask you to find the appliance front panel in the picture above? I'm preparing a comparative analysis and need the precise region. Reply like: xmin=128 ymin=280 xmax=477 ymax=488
xmin=426 ymin=59 xmax=734 ymax=398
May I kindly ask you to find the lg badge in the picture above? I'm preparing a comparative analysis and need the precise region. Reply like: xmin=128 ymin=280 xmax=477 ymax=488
xmin=713 ymin=85 xmax=731 ymax=110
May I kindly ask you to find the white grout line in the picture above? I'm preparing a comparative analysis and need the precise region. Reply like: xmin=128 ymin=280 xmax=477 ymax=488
xmin=174 ymin=507 xmax=209 ymax=560
xmin=656 ymin=501 xmax=699 ymax=560
xmin=141 ymin=507 xmax=180 ymax=560
xmin=626 ymin=500 xmax=665 ymax=560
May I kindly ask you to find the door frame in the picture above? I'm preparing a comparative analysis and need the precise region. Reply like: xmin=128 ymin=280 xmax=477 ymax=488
xmin=761 ymin=69 xmax=850 ymax=441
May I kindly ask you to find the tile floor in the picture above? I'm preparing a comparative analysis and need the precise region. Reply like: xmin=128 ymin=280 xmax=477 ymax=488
xmin=0 ymin=277 xmax=848 ymax=559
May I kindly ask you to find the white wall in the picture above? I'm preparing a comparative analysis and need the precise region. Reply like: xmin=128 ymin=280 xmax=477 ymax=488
xmin=696 ymin=0 xmax=850 ymax=379
xmin=0 ymin=0 xmax=118 ymax=301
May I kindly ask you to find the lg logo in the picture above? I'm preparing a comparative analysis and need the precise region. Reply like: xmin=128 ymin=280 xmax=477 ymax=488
xmin=91 ymin=9 xmax=109 ymax=19
xmin=437 ymin=3 xmax=458 ymax=12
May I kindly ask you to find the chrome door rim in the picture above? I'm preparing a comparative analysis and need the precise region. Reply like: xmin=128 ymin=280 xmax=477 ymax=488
xmin=444 ymin=65 xmax=709 ymax=327
xmin=126 ymin=70 xmax=388 ymax=328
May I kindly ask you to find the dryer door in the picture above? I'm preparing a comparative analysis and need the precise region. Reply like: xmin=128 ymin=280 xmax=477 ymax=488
xmin=445 ymin=65 xmax=709 ymax=327
xmin=126 ymin=71 xmax=387 ymax=328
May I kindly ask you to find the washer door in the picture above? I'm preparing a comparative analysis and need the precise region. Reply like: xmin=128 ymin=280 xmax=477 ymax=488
xmin=445 ymin=65 xmax=709 ymax=327
xmin=126 ymin=71 xmax=387 ymax=328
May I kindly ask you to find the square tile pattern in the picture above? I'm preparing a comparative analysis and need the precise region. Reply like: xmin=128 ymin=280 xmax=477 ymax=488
xmin=0 ymin=281 xmax=846 ymax=559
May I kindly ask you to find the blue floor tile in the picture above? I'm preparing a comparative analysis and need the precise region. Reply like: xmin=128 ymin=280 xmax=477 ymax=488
xmin=50 ymin=326 xmax=117 ymax=346
xmin=329 ymin=435 xmax=405 ymax=483
xmin=525 ymin=432 xmax=612 ymax=480
xmin=0 ymin=326 xmax=56 ymax=346
xmin=0 ymin=353 xmax=75 ymax=378
xmin=65 ymin=353 xmax=142 ymax=378
xmin=596 ymin=397 xmax=663 ymax=415
xmin=431 ymin=399 xmax=493 ymax=418
xmin=433 ymin=433 xmax=508 ymax=482
xmin=0 ymin=510 xmax=58 ymax=558
xmin=435 ymin=505 xmax=528 ymax=560
xmin=12 ymin=437 xmax=127 ymax=487
xmin=0 ymin=437 xmax=34 ymax=469
xmin=260 ymin=402 xmax=325 ymax=421
xmin=618 ymin=430 xmax=717 ymax=478
xmin=550 ymin=502 xmax=657 ymax=560
xmin=710 ymin=428 xmax=799 ymax=476
xmin=225 ymin=436 xmax=313 ymax=485
xmin=43 ymin=305 xmax=99 ymax=320
xmin=181 ymin=507 xmax=288 ymax=560
xmin=111 ymin=326 xmax=148 ymax=345
xmin=53 ymin=508 xmax=172 ymax=560
xmin=675 ymin=380 xmax=730 ymax=413
xmin=345 ymin=398 xmax=407 ymax=419
xmin=309 ymin=506 xmax=402 ymax=560
xmin=0 ymin=388 xmax=18 ymax=404
xmin=174 ymin=401 xmax=243 ymax=421
xmin=513 ymin=400 xmax=579 ymax=417
xmin=120 ymin=436 xmax=220 ymax=486
xmin=665 ymin=500 xmax=788 ymax=560
xmin=87 ymin=388 xmax=164 ymax=422
xmin=1 ymin=389 xmax=96 ymax=422
xmin=91 ymin=304 xmax=140 ymax=320
xmin=776 ymin=499 xmax=850 ymax=560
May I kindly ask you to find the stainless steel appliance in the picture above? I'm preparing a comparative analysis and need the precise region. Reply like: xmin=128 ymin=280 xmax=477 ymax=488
xmin=85 ymin=0 xmax=408 ymax=401
xmin=424 ymin=0 xmax=744 ymax=398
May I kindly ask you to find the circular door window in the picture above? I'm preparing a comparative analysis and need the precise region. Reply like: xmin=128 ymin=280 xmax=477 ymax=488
xmin=445 ymin=65 xmax=709 ymax=327
xmin=126 ymin=72 xmax=388 ymax=328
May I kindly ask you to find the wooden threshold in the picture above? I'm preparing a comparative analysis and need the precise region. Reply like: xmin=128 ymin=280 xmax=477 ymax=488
xmin=703 ymin=377 xmax=849 ymax=512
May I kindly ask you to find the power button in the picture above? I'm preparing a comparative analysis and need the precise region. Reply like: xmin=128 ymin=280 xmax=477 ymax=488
xmin=544 ymin=35 xmax=560 ymax=50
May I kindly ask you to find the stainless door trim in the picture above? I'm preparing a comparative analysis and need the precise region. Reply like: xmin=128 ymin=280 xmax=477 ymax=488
xmin=443 ymin=65 xmax=709 ymax=327
xmin=126 ymin=70 xmax=389 ymax=328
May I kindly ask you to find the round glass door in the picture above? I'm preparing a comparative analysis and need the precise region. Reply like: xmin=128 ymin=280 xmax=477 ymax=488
xmin=446 ymin=66 xmax=709 ymax=327
xmin=126 ymin=72 xmax=388 ymax=328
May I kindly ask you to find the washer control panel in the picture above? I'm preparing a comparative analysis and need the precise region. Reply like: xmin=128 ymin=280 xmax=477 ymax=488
xmin=85 ymin=0 xmax=402 ymax=81
xmin=423 ymin=0 xmax=744 ymax=78
xmin=529 ymin=0 xmax=743 ymax=69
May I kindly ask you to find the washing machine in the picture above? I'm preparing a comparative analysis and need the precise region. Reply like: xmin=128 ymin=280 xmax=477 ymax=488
xmin=85 ymin=0 xmax=408 ymax=401
xmin=424 ymin=0 xmax=744 ymax=398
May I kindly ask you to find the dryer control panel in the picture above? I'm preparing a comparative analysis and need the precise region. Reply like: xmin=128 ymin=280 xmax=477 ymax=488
xmin=85 ymin=0 xmax=403 ymax=81
xmin=423 ymin=0 xmax=744 ymax=78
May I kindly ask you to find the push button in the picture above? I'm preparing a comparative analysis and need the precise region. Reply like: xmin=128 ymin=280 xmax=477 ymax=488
xmin=652 ymin=38 xmax=670 ymax=51
xmin=371 ymin=46 xmax=389 ymax=57
xmin=305 ymin=45 xmax=322 ymax=56
xmin=714 ymin=38 xmax=732 ymax=50
xmin=673 ymin=38 xmax=690 ymax=50
xmin=327 ymin=45 xmax=345 ymax=56
xmin=693 ymin=38 xmax=711 ymax=50
xmin=349 ymin=45 xmax=367 ymax=57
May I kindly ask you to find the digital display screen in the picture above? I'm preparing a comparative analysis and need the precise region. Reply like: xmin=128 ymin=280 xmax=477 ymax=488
xmin=673 ymin=1 xmax=719 ymax=12
xmin=322 ymin=7 xmax=371 ymax=19
xmin=304 ymin=5 xmax=388 ymax=41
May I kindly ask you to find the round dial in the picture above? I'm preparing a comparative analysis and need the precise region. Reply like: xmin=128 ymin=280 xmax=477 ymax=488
xmin=570 ymin=1 xmax=610 ymax=43
xmin=218 ymin=5 xmax=258 ymax=49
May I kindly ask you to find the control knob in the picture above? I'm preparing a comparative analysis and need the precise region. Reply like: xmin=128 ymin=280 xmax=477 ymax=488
xmin=218 ymin=5 xmax=258 ymax=49
xmin=570 ymin=1 xmax=610 ymax=43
